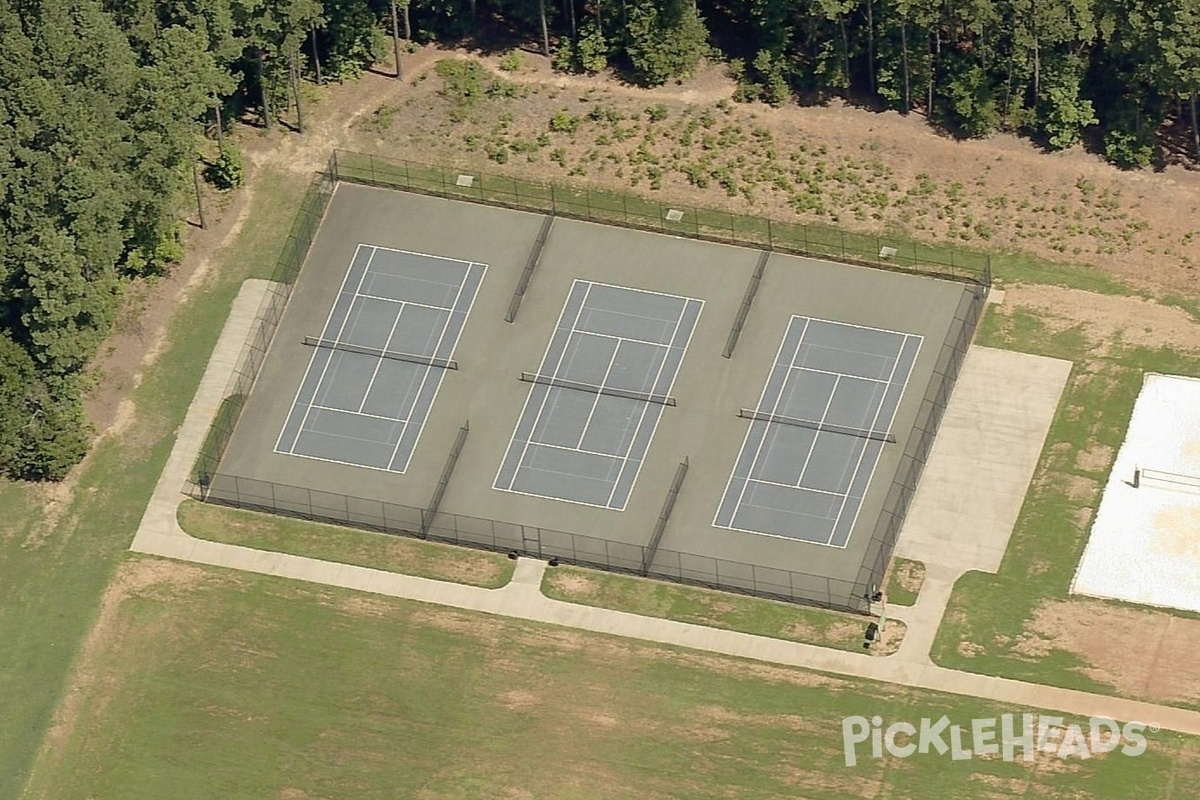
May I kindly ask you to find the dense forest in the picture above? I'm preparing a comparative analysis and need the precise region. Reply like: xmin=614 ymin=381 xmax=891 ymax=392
xmin=0 ymin=0 xmax=1197 ymax=480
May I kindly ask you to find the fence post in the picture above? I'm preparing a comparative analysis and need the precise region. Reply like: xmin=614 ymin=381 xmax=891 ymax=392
xmin=622 ymin=193 xmax=628 ymax=226
xmin=766 ymin=218 xmax=773 ymax=249
xmin=550 ymin=183 xmax=557 ymax=215
xmin=404 ymin=159 xmax=410 ymax=188
xmin=440 ymin=168 xmax=447 ymax=198
xmin=369 ymin=153 xmax=376 ymax=185
xmin=692 ymin=205 xmax=699 ymax=237
xmin=586 ymin=188 xmax=592 ymax=221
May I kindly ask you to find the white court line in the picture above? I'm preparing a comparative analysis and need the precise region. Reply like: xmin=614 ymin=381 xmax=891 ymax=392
xmin=568 ymin=328 xmax=678 ymax=349
xmin=357 ymin=300 xmax=410 ymax=414
xmin=309 ymin=403 xmax=409 ymax=424
xmin=719 ymin=516 xmax=845 ymax=546
xmin=498 ymin=481 xmax=620 ymax=511
xmin=521 ymin=439 xmax=632 ymax=461
xmin=384 ymin=262 xmax=477 ymax=473
xmin=803 ymin=316 xmax=921 ymax=339
xmin=790 ymin=363 xmax=891 ymax=384
xmin=573 ymin=337 xmax=623 ymax=449
xmin=352 ymin=292 xmax=457 ymax=312
xmin=604 ymin=298 xmax=691 ymax=508
xmin=397 ymin=262 xmax=487 ymax=474
xmin=577 ymin=278 xmax=696 ymax=302
xmin=360 ymin=243 xmax=478 ymax=266
xmin=739 ymin=475 xmax=848 ymax=498
xmin=505 ymin=280 xmax=594 ymax=487
xmin=274 ymin=243 xmax=373 ymax=456
xmin=789 ymin=373 xmax=841 ymax=489
xmin=277 ymin=447 xmax=402 ymax=474
xmin=728 ymin=317 xmax=811 ymax=522
xmin=824 ymin=334 xmax=907 ymax=530
xmin=298 ymin=421 xmax=406 ymax=449
xmin=829 ymin=333 xmax=923 ymax=547
xmin=609 ymin=297 xmax=703 ymax=511
xmin=711 ymin=316 xmax=806 ymax=529
xmin=280 ymin=246 xmax=378 ymax=454
xmin=492 ymin=281 xmax=593 ymax=492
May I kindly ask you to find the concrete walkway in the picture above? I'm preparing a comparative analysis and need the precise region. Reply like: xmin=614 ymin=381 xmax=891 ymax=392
xmin=132 ymin=281 xmax=1200 ymax=737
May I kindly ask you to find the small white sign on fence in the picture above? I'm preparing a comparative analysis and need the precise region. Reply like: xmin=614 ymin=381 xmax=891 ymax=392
xmin=455 ymin=174 xmax=474 ymax=187
xmin=665 ymin=209 xmax=684 ymax=222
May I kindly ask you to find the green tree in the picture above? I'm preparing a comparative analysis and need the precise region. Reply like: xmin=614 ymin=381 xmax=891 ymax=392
xmin=623 ymin=0 xmax=709 ymax=85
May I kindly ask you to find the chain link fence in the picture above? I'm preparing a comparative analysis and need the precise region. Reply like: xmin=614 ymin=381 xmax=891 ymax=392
xmin=330 ymin=150 xmax=992 ymax=288
xmin=191 ymin=159 xmax=337 ymax=488
xmin=187 ymin=152 xmax=990 ymax=614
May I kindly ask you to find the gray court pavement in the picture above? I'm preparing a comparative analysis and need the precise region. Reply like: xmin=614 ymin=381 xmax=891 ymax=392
xmin=131 ymin=280 xmax=1200 ymax=736
xmin=894 ymin=345 xmax=1073 ymax=573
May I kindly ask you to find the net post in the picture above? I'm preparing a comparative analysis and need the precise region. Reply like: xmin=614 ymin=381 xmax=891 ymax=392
xmin=1133 ymin=467 xmax=1140 ymax=488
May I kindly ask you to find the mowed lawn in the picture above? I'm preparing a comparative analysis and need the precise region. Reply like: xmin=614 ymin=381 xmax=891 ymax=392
xmin=23 ymin=557 xmax=1198 ymax=800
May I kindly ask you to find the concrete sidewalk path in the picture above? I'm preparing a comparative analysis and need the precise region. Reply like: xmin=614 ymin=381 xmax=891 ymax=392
xmin=132 ymin=280 xmax=1200 ymax=739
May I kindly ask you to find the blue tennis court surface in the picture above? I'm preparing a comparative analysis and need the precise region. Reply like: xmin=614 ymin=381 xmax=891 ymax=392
xmin=714 ymin=316 xmax=921 ymax=546
xmin=495 ymin=280 xmax=703 ymax=509
xmin=275 ymin=245 xmax=485 ymax=473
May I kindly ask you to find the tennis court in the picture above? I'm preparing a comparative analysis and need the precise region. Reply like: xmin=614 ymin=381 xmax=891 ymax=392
xmin=274 ymin=244 xmax=486 ymax=473
xmin=713 ymin=316 xmax=921 ymax=546
xmin=210 ymin=183 xmax=984 ymax=610
xmin=494 ymin=280 xmax=703 ymax=509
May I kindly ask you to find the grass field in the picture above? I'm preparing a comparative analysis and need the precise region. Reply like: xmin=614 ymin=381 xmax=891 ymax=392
xmin=0 ymin=167 xmax=307 ymax=800
xmin=4 ymin=125 xmax=1199 ymax=797
xmin=542 ymin=565 xmax=899 ymax=653
xmin=22 ymin=559 xmax=1199 ymax=800
xmin=179 ymin=499 xmax=515 ymax=588
xmin=931 ymin=304 xmax=1200 ymax=698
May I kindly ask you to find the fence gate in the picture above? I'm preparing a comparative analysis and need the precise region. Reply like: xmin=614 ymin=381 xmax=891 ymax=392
xmin=521 ymin=527 xmax=542 ymax=558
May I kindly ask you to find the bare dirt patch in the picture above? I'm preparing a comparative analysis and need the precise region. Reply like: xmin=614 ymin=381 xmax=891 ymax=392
xmin=1024 ymin=599 xmax=1200 ymax=704
xmin=332 ymin=594 xmax=398 ymax=618
xmin=544 ymin=570 xmax=600 ymax=598
xmin=496 ymin=689 xmax=540 ymax=711
xmin=407 ymin=608 xmax=507 ymax=646
xmin=890 ymin=560 xmax=926 ymax=599
xmin=1076 ymin=444 xmax=1114 ymax=473
xmin=1062 ymin=474 xmax=1099 ymax=503
xmin=958 ymin=640 xmax=985 ymax=658
xmin=999 ymin=284 xmax=1200 ymax=352
xmin=335 ymin=48 xmax=1200 ymax=294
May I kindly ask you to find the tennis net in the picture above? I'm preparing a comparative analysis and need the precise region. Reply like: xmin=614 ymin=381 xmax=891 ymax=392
xmin=738 ymin=408 xmax=896 ymax=443
xmin=303 ymin=336 xmax=458 ymax=369
xmin=1136 ymin=468 xmax=1200 ymax=494
xmin=520 ymin=371 xmax=676 ymax=406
